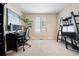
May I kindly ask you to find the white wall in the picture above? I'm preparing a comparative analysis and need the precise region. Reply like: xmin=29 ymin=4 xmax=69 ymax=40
xmin=58 ymin=4 xmax=79 ymax=19
xmin=4 ymin=4 xmax=24 ymax=31
xmin=6 ymin=3 xmax=22 ymax=16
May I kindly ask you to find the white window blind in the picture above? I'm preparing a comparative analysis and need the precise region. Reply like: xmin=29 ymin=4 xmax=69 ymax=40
xmin=35 ymin=16 xmax=47 ymax=33
xmin=41 ymin=16 xmax=47 ymax=32
xmin=35 ymin=17 xmax=41 ymax=33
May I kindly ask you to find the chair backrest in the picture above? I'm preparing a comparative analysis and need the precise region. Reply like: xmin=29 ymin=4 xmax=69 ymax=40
xmin=25 ymin=28 xmax=30 ymax=38
xmin=23 ymin=31 xmax=26 ymax=38
xmin=23 ymin=28 xmax=30 ymax=41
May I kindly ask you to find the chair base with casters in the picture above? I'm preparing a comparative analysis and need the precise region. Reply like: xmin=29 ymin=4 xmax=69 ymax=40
xmin=17 ymin=32 xmax=31 ymax=51
xmin=24 ymin=38 xmax=31 ymax=48
xmin=22 ymin=42 xmax=31 ymax=51
xmin=25 ymin=42 xmax=31 ymax=47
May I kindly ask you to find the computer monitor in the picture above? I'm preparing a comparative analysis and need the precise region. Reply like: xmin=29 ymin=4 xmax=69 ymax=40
xmin=8 ymin=23 xmax=21 ymax=31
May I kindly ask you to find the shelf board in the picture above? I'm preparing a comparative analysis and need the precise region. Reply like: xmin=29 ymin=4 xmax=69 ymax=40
xmin=63 ymin=17 xmax=71 ymax=21
xmin=63 ymin=24 xmax=73 ymax=26
xmin=62 ymin=15 xmax=79 ymax=21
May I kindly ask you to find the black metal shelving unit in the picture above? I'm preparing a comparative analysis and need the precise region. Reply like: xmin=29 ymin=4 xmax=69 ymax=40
xmin=0 ymin=3 xmax=5 ymax=56
xmin=57 ymin=11 xmax=79 ymax=50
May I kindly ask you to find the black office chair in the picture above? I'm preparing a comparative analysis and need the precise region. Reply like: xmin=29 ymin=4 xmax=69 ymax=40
xmin=17 ymin=28 xmax=31 ymax=51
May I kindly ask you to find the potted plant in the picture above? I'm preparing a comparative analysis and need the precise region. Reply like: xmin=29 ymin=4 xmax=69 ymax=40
xmin=19 ymin=15 xmax=32 ymax=29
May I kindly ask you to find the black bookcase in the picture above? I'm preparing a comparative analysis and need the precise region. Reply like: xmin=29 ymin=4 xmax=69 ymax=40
xmin=0 ymin=3 xmax=5 ymax=56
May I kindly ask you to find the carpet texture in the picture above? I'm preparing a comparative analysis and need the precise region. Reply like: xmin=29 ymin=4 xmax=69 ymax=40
xmin=6 ymin=40 xmax=79 ymax=56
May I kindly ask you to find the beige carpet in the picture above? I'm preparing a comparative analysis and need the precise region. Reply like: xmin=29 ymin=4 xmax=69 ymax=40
xmin=6 ymin=40 xmax=79 ymax=56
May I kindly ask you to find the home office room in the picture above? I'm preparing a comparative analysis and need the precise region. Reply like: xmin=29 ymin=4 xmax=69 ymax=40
xmin=1 ymin=1 xmax=79 ymax=56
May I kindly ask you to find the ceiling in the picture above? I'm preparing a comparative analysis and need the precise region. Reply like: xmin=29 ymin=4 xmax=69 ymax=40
xmin=13 ymin=3 xmax=71 ymax=14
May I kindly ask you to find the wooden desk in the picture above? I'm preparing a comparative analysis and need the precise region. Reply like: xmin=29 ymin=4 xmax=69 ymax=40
xmin=6 ymin=31 xmax=25 ymax=52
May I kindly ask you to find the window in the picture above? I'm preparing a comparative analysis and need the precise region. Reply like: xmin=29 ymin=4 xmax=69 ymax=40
xmin=8 ymin=9 xmax=20 ymax=25
xmin=7 ymin=9 xmax=20 ymax=31
xmin=35 ymin=16 xmax=47 ymax=33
